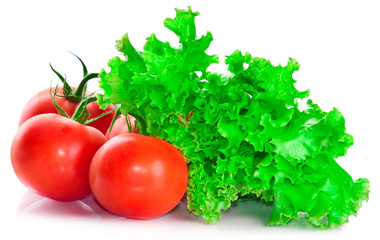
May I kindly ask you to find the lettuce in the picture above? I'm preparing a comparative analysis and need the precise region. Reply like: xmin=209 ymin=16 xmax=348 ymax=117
xmin=98 ymin=7 xmax=369 ymax=228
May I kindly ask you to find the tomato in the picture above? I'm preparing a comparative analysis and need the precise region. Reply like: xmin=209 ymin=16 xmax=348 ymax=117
xmin=11 ymin=113 xmax=107 ymax=201
xmin=89 ymin=133 xmax=188 ymax=219
xmin=18 ymin=87 xmax=115 ymax=134
xmin=105 ymin=114 xmax=138 ymax=140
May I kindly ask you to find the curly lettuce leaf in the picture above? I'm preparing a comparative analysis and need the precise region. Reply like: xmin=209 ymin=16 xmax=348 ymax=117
xmin=98 ymin=7 xmax=369 ymax=228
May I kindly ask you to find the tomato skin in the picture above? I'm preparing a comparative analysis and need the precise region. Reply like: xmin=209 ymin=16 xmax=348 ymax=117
xmin=105 ymin=114 xmax=138 ymax=140
xmin=11 ymin=113 xmax=107 ymax=201
xmin=89 ymin=133 xmax=188 ymax=219
xmin=18 ymin=87 xmax=115 ymax=134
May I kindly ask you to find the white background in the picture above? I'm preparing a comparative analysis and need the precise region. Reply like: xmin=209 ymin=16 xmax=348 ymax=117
xmin=1 ymin=0 xmax=379 ymax=239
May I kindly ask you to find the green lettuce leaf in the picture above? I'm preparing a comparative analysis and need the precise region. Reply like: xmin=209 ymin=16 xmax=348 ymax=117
xmin=98 ymin=7 xmax=369 ymax=228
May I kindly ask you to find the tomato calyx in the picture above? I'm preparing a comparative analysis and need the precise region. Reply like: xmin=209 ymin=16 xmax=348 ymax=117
xmin=50 ymin=86 xmax=115 ymax=125
xmin=107 ymin=104 xmax=142 ymax=134
xmin=106 ymin=104 xmax=149 ymax=136
xmin=49 ymin=52 xmax=115 ymax=125
xmin=49 ymin=52 xmax=99 ymax=103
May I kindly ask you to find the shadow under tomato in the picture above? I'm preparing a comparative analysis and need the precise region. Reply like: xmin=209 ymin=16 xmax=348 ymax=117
xmin=17 ymin=190 xmax=192 ymax=223
xmin=17 ymin=190 xmax=118 ymax=220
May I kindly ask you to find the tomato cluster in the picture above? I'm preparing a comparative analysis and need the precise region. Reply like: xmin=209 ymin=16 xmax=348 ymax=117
xmin=10 ymin=59 xmax=188 ymax=219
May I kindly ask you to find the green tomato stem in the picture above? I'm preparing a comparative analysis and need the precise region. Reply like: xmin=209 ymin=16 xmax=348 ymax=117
xmin=74 ymin=72 xmax=99 ymax=98
xmin=127 ymin=109 xmax=147 ymax=136
xmin=71 ymin=96 xmax=97 ymax=123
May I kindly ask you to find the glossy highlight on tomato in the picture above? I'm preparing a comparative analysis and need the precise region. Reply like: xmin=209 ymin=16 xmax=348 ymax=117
xmin=11 ymin=113 xmax=107 ymax=201
xmin=90 ymin=133 xmax=188 ymax=219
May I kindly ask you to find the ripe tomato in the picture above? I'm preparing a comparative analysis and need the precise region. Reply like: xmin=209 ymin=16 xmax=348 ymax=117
xmin=105 ymin=114 xmax=138 ymax=140
xmin=89 ymin=133 xmax=188 ymax=219
xmin=18 ymin=87 xmax=115 ymax=134
xmin=11 ymin=113 xmax=107 ymax=201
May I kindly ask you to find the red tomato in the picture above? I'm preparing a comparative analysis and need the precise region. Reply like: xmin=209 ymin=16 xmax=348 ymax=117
xmin=18 ymin=87 xmax=115 ymax=134
xmin=105 ymin=114 xmax=138 ymax=140
xmin=11 ymin=113 xmax=107 ymax=201
xmin=89 ymin=133 xmax=188 ymax=219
